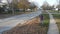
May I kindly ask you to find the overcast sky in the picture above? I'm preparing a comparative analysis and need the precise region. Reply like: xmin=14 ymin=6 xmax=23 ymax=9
xmin=29 ymin=0 xmax=58 ymax=7
xmin=1 ymin=0 xmax=58 ymax=7
xmin=1 ymin=0 xmax=12 ymax=3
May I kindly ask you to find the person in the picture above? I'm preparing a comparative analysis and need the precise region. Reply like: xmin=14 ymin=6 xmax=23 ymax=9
xmin=40 ymin=14 xmax=44 ymax=25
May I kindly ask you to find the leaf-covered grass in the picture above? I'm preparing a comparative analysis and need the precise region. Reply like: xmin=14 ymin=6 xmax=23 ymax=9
xmin=2 ymin=14 xmax=49 ymax=34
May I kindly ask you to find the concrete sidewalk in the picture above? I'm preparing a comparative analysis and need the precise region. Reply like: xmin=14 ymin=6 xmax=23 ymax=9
xmin=47 ymin=11 xmax=59 ymax=34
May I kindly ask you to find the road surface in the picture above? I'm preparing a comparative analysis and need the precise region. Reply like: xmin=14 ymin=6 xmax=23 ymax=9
xmin=0 ymin=10 xmax=41 ymax=34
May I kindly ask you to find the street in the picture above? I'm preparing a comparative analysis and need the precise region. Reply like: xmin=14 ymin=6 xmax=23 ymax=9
xmin=0 ymin=10 xmax=41 ymax=33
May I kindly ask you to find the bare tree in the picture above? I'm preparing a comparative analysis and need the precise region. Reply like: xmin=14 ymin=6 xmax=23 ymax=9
xmin=10 ymin=0 xmax=18 ymax=15
xmin=57 ymin=0 xmax=60 ymax=4
xmin=29 ymin=2 xmax=37 ymax=11
xmin=41 ymin=1 xmax=50 ymax=10
xmin=56 ymin=0 xmax=60 ymax=13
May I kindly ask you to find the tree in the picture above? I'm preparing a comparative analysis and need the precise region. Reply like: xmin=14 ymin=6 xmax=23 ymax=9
xmin=29 ymin=2 xmax=37 ymax=11
xmin=41 ymin=1 xmax=54 ymax=10
xmin=15 ymin=0 xmax=37 ymax=11
xmin=10 ymin=0 xmax=37 ymax=12
xmin=9 ymin=0 xmax=19 ymax=15
xmin=57 ymin=0 xmax=60 ymax=4
xmin=56 ymin=4 xmax=60 ymax=13
xmin=41 ymin=1 xmax=50 ymax=10
xmin=56 ymin=0 xmax=60 ymax=11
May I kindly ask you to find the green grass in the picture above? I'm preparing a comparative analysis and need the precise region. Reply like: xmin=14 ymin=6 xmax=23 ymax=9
xmin=42 ymin=14 xmax=49 ymax=27
xmin=48 ymin=10 xmax=60 ymax=13
xmin=41 ymin=14 xmax=49 ymax=34
xmin=43 ymin=14 xmax=49 ymax=34
xmin=53 ymin=14 xmax=60 ymax=19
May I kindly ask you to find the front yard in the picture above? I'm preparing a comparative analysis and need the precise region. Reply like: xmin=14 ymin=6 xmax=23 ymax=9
xmin=2 ymin=14 xmax=49 ymax=34
xmin=53 ymin=14 xmax=60 ymax=34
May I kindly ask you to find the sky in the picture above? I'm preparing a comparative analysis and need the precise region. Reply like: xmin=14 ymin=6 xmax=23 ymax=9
xmin=1 ymin=0 xmax=58 ymax=7
xmin=29 ymin=0 xmax=58 ymax=7
xmin=1 ymin=0 xmax=12 ymax=3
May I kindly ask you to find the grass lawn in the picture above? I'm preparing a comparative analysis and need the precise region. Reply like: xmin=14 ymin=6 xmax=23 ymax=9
xmin=2 ymin=14 xmax=49 ymax=34
xmin=48 ymin=10 xmax=60 ymax=13
xmin=43 ymin=14 xmax=49 ymax=27
xmin=53 ymin=14 xmax=60 ymax=33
